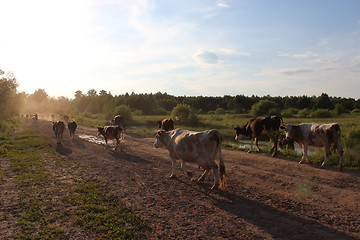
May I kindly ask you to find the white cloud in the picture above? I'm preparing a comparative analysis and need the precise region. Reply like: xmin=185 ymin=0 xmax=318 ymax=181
xmin=193 ymin=49 xmax=223 ymax=66
xmin=216 ymin=0 xmax=229 ymax=8
xmin=278 ymin=51 xmax=319 ymax=58
xmin=218 ymin=48 xmax=251 ymax=56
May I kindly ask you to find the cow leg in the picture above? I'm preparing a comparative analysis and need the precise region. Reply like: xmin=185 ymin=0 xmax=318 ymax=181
xmin=180 ymin=161 xmax=193 ymax=178
xmin=337 ymin=143 xmax=344 ymax=171
xmin=114 ymin=138 xmax=121 ymax=151
xmin=248 ymin=138 xmax=253 ymax=153
xmin=300 ymin=143 xmax=310 ymax=164
xmin=198 ymin=169 xmax=210 ymax=182
xmin=210 ymin=163 xmax=219 ymax=190
xmin=321 ymin=144 xmax=331 ymax=168
xmin=269 ymin=135 xmax=278 ymax=157
xmin=255 ymin=138 xmax=261 ymax=152
xmin=170 ymin=158 xmax=176 ymax=178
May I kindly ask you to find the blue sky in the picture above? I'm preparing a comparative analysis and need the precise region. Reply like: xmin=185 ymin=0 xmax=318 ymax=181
xmin=1 ymin=0 xmax=360 ymax=99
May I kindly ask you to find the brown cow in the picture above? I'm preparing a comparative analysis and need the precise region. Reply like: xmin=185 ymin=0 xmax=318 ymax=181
xmin=157 ymin=118 xmax=174 ymax=131
xmin=234 ymin=115 xmax=283 ymax=156
xmin=281 ymin=123 xmax=344 ymax=170
xmin=52 ymin=121 xmax=65 ymax=144
xmin=68 ymin=121 xmax=77 ymax=139
xmin=97 ymin=126 xmax=123 ymax=151
xmin=153 ymin=128 xmax=226 ymax=189
xmin=111 ymin=115 xmax=126 ymax=140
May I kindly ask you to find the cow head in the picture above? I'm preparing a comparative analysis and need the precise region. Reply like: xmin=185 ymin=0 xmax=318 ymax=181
xmin=153 ymin=130 xmax=169 ymax=149
xmin=280 ymin=124 xmax=297 ymax=140
xmin=234 ymin=126 xmax=246 ymax=141
xmin=97 ymin=127 xmax=105 ymax=136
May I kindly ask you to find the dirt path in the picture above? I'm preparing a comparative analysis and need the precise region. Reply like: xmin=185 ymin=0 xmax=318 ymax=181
xmin=24 ymin=120 xmax=360 ymax=239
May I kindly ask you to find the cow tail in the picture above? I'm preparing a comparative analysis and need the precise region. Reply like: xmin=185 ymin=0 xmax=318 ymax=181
xmin=209 ymin=130 xmax=226 ymax=188
xmin=218 ymin=148 xmax=226 ymax=188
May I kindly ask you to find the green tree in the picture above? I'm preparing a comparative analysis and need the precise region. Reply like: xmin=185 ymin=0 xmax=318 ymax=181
xmin=170 ymin=103 xmax=199 ymax=126
xmin=250 ymin=100 xmax=279 ymax=116
xmin=0 ymin=69 xmax=19 ymax=118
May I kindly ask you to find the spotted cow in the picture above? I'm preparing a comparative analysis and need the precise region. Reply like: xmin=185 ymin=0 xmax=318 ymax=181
xmin=280 ymin=123 xmax=344 ymax=170
xmin=154 ymin=128 xmax=226 ymax=189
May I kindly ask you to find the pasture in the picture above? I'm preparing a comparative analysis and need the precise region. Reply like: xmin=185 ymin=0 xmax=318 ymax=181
xmin=128 ymin=114 xmax=360 ymax=170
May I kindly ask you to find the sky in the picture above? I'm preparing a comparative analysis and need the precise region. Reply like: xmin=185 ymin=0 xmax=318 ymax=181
xmin=1 ymin=0 xmax=360 ymax=99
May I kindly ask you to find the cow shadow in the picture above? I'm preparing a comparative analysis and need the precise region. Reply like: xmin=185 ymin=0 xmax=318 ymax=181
xmin=170 ymin=177 xmax=356 ymax=240
xmin=109 ymin=151 xmax=152 ymax=164
xmin=214 ymin=189 xmax=356 ymax=240
xmin=55 ymin=143 xmax=72 ymax=155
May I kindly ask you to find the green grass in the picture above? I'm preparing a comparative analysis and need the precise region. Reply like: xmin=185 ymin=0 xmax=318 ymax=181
xmin=0 ymin=125 xmax=153 ymax=239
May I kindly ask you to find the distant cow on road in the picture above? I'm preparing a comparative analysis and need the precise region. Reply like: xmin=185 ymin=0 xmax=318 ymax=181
xmin=234 ymin=115 xmax=283 ymax=156
xmin=53 ymin=121 xmax=65 ymax=145
xmin=68 ymin=121 xmax=77 ymax=139
xmin=157 ymin=118 xmax=174 ymax=131
xmin=281 ymin=123 xmax=344 ymax=170
xmin=97 ymin=126 xmax=123 ymax=151
xmin=153 ymin=128 xmax=226 ymax=189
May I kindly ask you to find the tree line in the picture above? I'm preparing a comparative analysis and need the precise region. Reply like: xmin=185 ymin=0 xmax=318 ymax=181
xmin=2 ymin=69 xmax=360 ymax=122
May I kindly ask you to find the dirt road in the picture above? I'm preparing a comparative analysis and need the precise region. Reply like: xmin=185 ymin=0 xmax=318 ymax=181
xmin=22 ymin=120 xmax=360 ymax=239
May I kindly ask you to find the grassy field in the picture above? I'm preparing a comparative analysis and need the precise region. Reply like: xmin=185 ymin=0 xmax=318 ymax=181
xmin=129 ymin=114 xmax=360 ymax=170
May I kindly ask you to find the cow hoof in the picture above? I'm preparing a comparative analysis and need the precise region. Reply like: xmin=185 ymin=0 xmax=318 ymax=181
xmin=186 ymin=171 xmax=193 ymax=178
xmin=169 ymin=174 xmax=175 ymax=178
xmin=211 ymin=184 xmax=219 ymax=190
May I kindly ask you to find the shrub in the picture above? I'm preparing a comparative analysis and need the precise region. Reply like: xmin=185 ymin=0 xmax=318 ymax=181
xmin=281 ymin=108 xmax=298 ymax=118
xmin=310 ymin=109 xmax=333 ymax=118
xmin=114 ymin=105 xmax=132 ymax=120
xmin=296 ymin=108 xmax=311 ymax=118
xmin=250 ymin=100 xmax=279 ymax=116
xmin=215 ymin=108 xmax=226 ymax=115
xmin=170 ymin=103 xmax=199 ymax=126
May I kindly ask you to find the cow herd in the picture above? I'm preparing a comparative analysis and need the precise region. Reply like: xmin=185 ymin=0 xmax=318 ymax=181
xmin=50 ymin=114 xmax=345 ymax=189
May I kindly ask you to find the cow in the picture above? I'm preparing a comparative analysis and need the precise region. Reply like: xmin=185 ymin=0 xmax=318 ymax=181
xmin=63 ymin=115 xmax=69 ymax=124
xmin=111 ymin=115 xmax=126 ymax=140
xmin=278 ymin=132 xmax=295 ymax=150
xmin=157 ymin=118 xmax=174 ymax=131
xmin=68 ymin=121 xmax=77 ymax=139
xmin=280 ymin=123 xmax=344 ymax=170
xmin=153 ymin=128 xmax=226 ymax=189
xmin=97 ymin=126 xmax=123 ymax=151
xmin=234 ymin=115 xmax=283 ymax=156
xmin=52 ymin=121 xmax=65 ymax=145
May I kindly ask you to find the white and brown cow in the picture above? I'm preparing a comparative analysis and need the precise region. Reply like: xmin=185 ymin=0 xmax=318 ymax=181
xmin=52 ymin=121 xmax=65 ymax=145
xmin=157 ymin=118 xmax=174 ymax=131
xmin=280 ymin=123 xmax=344 ymax=170
xmin=111 ymin=115 xmax=126 ymax=140
xmin=234 ymin=115 xmax=283 ymax=156
xmin=97 ymin=126 xmax=123 ymax=151
xmin=153 ymin=128 xmax=226 ymax=189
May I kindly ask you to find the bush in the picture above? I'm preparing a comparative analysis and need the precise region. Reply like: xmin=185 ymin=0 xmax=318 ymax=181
xmin=351 ymin=109 xmax=360 ymax=115
xmin=170 ymin=103 xmax=199 ymax=126
xmin=114 ymin=105 xmax=132 ymax=120
xmin=250 ymin=100 xmax=279 ymax=116
xmin=296 ymin=108 xmax=311 ymax=118
xmin=215 ymin=108 xmax=226 ymax=115
xmin=281 ymin=108 xmax=298 ymax=118
xmin=310 ymin=109 xmax=333 ymax=118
